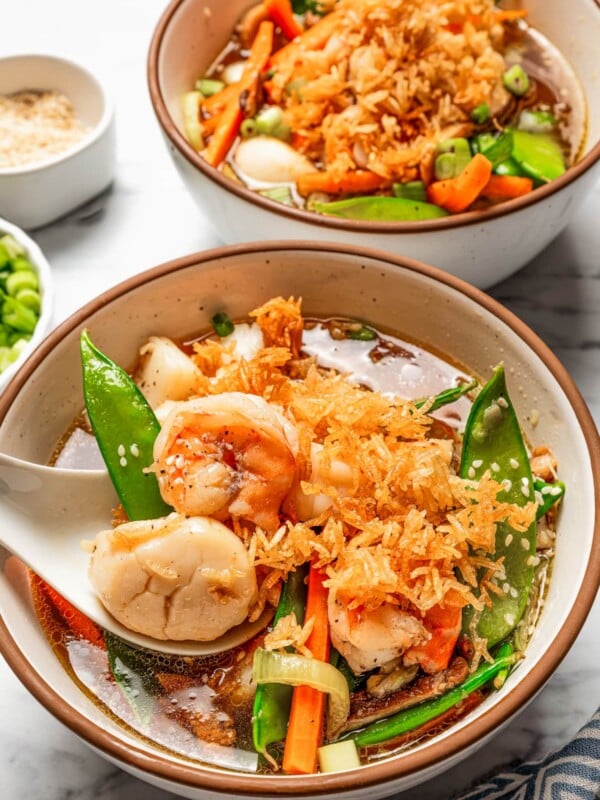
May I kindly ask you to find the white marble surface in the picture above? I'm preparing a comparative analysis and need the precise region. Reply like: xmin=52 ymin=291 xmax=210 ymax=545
xmin=1 ymin=1 xmax=599 ymax=798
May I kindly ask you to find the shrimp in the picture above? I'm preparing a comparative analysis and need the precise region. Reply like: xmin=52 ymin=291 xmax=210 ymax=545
xmin=285 ymin=442 xmax=359 ymax=521
xmin=86 ymin=514 xmax=257 ymax=641
xmin=150 ymin=392 xmax=299 ymax=532
xmin=328 ymin=591 xmax=429 ymax=674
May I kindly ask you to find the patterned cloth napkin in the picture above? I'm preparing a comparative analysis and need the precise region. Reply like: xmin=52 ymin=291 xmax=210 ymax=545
xmin=454 ymin=709 xmax=600 ymax=799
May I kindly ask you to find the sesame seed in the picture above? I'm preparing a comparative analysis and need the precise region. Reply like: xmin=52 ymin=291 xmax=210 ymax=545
xmin=521 ymin=537 xmax=530 ymax=551
xmin=534 ymin=491 xmax=544 ymax=505
xmin=502 ymin=479 xmax=512 ymax=492
xmin=497 ymin=397 xmax=508 ymax=408
xmin=505 ymin=533 xmax=513 ymax=547
xmin=175 ymin=454 xmax=185 ymax=469
xmin=166 ymin=455 xmax=175 ymax=466
xmin=521 ymin=485 xmax=530 ymax=498
xmin=130 ymin=443 xmax=140 ymax=458
xmin=521 ymin=477 xmax=529 ymax=486
xmin=527 ymin=555 xmax=540 ymax=567
xmin=472 ymin=459 xmax=483 ymax=468
xmin=119 ymin=457 xmax=127 ymax=467
xmin=491 ymin=462 xmax=500 ymax=473
xmin=117 ymin=444 xmax=126 ymax=457
xmin=509 ymin=458 xmax=520 ymax=469
xmin=540 ymin=486 xmax=553 ymax=495
xmin=502 ymin=582 xmax=510 ymax=593
xmin=510 ymin=587 xmax=518 ymax=598
xmin=550 ymin=486 xmax=562 ymax=496
xmin=504 ymin=613 xmax=515 ymax=626
xmin=468 ymin=467 xmax=476 ymax=479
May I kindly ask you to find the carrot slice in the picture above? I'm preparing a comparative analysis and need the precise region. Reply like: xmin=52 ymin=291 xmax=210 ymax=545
xmin=426 ymin=153 xmax=493 ymax=213
xmin=480 ymin=174 xmax=533 ymax=200
xmin=38 ymin=579 xmax=106 ymax=649
xmin=202 ymin=20 xmax=274 ymax=167
xmin=264 ymin=0 xmax=303 ymax=40
xmin=270 ymin=10 xmax=344 ymax=69
xmin=201 ymin=83 xmax=239 ymax=116
xmin=296 ymin=169 xmax=388 ymax=197
xmin=282 ymin=565 xmax=330 ymax=775
xmin=404 ymin=603 xmax=462 ymax=675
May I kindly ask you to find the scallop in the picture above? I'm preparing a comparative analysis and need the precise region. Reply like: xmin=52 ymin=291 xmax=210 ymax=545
xmin=135 ymin=336 xmax=202 ymax=410
xmin=234 ymin=136 xmax=317 ymax=183
xmin=87 ymin=513 xmax=258 ymax=641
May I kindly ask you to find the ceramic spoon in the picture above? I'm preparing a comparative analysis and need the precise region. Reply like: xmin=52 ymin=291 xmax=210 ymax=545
xmin=0 ymin=452 xmax=270 ymax=655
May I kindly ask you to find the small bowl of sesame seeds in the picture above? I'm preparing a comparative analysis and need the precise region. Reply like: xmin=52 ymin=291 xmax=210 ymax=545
xmin=0 ymin=54 xmax=116 ymax=230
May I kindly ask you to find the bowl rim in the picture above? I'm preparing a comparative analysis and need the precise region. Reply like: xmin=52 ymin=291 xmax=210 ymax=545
xmin=0 ymin=216 xmax=54 ymax=391
xmin=146 ymin=0 xmax=600 ymax=235
xmin=0 ymin=240 xmax=598 ymax=795
xmin=0 ymin=53 xmax=115 ymax=177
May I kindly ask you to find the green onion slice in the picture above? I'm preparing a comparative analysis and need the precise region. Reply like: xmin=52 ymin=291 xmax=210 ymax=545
xmin=211 ymin=311 xmax=235 ymax=337
xmin=253 ymin=648 xmax=350 ymax=739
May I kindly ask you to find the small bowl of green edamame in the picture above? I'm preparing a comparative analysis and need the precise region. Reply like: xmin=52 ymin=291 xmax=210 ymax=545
xmin=0 ymin=217 xmax=54 ymax=391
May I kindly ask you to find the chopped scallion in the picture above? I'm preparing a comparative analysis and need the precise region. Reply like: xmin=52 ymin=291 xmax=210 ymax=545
xmin=211 ymin=311 xmax=235 ymax=338
xmin=503 ymin=64 xmax=530 ymax=96
xmin=471 ymin=102 xmax=491 ymax=124
xmin=194 ymin=78 xmax=225 ymax=97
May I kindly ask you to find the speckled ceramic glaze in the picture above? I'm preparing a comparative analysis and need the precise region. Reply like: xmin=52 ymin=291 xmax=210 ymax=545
xmin=0 ymin=243 xmax=598 ymax=799
xmin=147 ymin=0 xmax=600 ymax=289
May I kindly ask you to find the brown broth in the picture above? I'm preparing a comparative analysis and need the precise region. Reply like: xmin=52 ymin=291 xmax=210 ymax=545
xmin=29 ymin=319 xmax=554 ymax=774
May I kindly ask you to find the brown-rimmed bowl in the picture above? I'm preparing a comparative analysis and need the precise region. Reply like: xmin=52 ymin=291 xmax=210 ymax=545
xmin=147 ymin=0 xmax=600 ymax=289
xmin=0 ymin=241 xmax=598 ymax=798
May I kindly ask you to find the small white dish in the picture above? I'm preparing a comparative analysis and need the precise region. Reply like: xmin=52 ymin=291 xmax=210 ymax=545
xmin=0 ymin=216 xmax=54 ymax=390
xmin=0 ymin=54 xmax=116 ymax=230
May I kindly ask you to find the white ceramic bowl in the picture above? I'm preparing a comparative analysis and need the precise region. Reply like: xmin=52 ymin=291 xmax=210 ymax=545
xmin=0 ymin=216 xmax=54 ymax=391
xmin=0 ymin=54 xmax=116 ymax=230
xmin=148 ymin=0 xmax=600 ymax=289
xmin=0 ymin=242 xmax=597 ymax=799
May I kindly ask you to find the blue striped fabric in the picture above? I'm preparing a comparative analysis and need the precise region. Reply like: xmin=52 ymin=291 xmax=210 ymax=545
xmin=455 ymin=709 xmax=600 ymax=799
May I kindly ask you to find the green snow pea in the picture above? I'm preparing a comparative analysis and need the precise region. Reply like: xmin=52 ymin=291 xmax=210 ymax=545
xmin=313 ymin=196 xmax=448 ymax=221
xmin=510 ymin=129 xmax=566 ymax=183
xmin=252 ymin=564 xmax=308 ymax=761
xmin=349 ymin=646 xmax=516 ymax=747
xmin=80 ymin=330 xmax=172 ymax=522
xmin=460 ymin=365 xmax=537 ymax=646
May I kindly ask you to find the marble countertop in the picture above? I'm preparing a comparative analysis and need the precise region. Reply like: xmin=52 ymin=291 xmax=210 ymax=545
xmin=2 ymin=2 xmax=599 ymax=798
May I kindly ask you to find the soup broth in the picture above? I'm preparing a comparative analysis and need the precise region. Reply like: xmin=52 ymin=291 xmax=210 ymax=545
xmin=30 ymin=311 xmax=559 ymax=774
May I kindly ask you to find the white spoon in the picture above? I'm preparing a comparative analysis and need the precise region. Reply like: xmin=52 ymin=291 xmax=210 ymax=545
xmin=0 ymin=452 xmax=270 ymax=655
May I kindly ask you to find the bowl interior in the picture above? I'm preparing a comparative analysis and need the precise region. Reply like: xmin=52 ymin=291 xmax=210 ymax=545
xmin=0 ymin=244 xmax=597 ymax=794
xmin=0 ymin=54 xmax=107 ymax=136
xmin=156 ymin=0 xmax=600 ymax=158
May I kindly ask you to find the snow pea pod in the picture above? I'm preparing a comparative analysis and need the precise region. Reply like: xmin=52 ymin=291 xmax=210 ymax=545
xmin=350 ymin=648 xmax=516 ymax=747
xmin=510 ymin=129 xmax=566 ymax=183
xmin=313 ymin=196 xmax=448 ymax=221
xmin=460 ymin=365 xmax=537 ymax=646
xmin=80 ymin=330 xmax=171 ymax=522
xmin=252 ymin=564 xmax=308 ymax=762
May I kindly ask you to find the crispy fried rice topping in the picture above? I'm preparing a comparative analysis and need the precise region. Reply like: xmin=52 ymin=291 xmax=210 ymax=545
xmin=191 ymin=297 xmax=536 ymax=626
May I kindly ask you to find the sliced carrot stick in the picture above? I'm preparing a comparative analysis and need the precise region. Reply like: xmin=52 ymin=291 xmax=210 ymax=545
xmin=480 ymin=174 xmax=533 ymax=200
xmin=39 ymin=579 xmax=106 ymax=649
xmin=202 ymin=20 xmax=274 ymax=167
xmin=296 ymin=169 xmax=388 ymax=197
xmin=426 ymin=153 xmax=492 ymax=213
xmin=270 ymin=10 xmax=344 ymax=68
xmin=201 ymin=83 xmax=239 ymax=115
xmin=404 ymin=603 xmax=462 ymax=675
xmin=492 ymin=9 xmax=529 ymax=22
xmin=282 ymin=565 xmax=330 ymax=775
xmin=264 ymin=0 xmax=303 ymax=41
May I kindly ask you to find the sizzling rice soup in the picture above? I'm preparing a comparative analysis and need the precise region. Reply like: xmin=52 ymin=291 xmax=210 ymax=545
xmin=32 ymin=298 xmax=560 ymax=774
xmin=182 ymin=0 xmax=586 ymax=219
